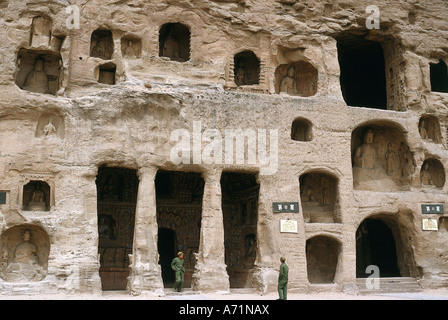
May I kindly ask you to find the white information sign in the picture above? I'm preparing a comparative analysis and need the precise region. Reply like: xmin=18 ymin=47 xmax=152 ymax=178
xmin=280 ymin=219 xmax=298 ymax=233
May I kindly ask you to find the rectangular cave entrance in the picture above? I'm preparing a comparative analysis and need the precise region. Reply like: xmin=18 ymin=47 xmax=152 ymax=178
xmin=155 ymin=170 xmax=204 ymax=288
xmin=221 ymin=172 xmax=259 ymax=288
xmin=337 ymin=35 xmax=387 ymax=109
xmin=96 ymin=166 xmax=139 ymax=291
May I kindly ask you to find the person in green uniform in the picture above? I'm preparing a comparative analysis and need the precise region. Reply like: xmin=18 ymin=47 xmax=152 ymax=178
xmin=171 ymin=251 xmax=185 ymax=292
xmin=277 ymin=256 xmax=289 ymax=300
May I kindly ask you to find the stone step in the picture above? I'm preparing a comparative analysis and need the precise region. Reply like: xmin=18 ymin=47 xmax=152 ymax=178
xmin=356 ymin=277 xmax=423 ymax=294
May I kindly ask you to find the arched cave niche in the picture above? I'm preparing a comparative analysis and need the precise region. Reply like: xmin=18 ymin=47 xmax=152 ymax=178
xmin=0 ymin=224 xmax=50 ymax=282
xmin=291 ymin=117 xmax=312 ymax=141
xmin=96 ymin=62 xmax=116 ymax=85
xmin=356 ymin=214 xmax=419 ymax=279
xmin=351 ymin=123 xmax=415 ymax=191
xmin=430 ymin=59 xmax=448 ymax=93
xmin=159 ymin=23 xmax=191 ymax=62
xmin=22 ymin=180 xmax=51 ymax=211
xmin=419 ymin=115 xmax=442 ymax=142
xmin=306 ymin=235 xmax=341 ymax=284
xmin=275 ymin=61 xmax=318 ymax=97
xmin=15 ymin=49 xmax=62 ymax=95
xmin=221 ymin=172 xmax=259 ymax=288
xmin=234 ymin=50 xmax=260 ymax=86
xmin=90 ymin=29 xmax=114 ymax=60
xmin=336 ymin=34 xmax=387 ymax=109
xmin=299 ymin=171 xmax=340 ymax=223
xmin=420 ymin=158 xmax=445 ymax=188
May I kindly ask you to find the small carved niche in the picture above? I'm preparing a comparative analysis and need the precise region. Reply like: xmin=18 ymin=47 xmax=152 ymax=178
xmin=22 ymin=180 xmax=51 ymax=211
xmin=419 ymin=115 xmax=442 ymax=142
xmin=299 ymin=172 xmax=339 ymax=223
xmin=35 ymin=113 xmax=65 ymax=139
xmin=97 ymin=62 xmax=116 ymax=85
xmin=0 ymin=224 xmax=50 ymax=282
xmin=90 ymin=29 xmax=114 ymax=60
xmin=15 ymin=49 xmax=62 ymax=95
xmin=420 ymin=158 xmax=445 ymax=188
xmin=275 ymin=61 xmax=318 ymax=97
xmin=291 ymin=118 xmax=312 ymax=141
xmin=30 ymin=16 xmax=52 ymax=48
xmin=121 ymin=37 xmax=142 ymax=59
xmin=159 ymin=23 xmax=191 ymax=62
xmin=234 ymin=50 xmax=260 ymax=86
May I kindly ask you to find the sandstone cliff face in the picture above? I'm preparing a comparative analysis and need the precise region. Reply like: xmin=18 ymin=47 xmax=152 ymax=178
xmin=0 ymin=0 xmax=447 ymax=295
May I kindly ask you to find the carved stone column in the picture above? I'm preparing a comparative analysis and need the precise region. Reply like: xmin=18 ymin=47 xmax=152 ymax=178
xmin=192 ymin=169 xmax=229 ymax=292
xmin=127 ymin=166 xmax=163 ymax=295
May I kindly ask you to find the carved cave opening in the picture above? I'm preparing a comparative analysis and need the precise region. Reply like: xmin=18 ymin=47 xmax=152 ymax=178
xmin=306 ymin=236 xmax=340 ymax=284
xmin=159 ymin=23 xmax=191 ymax=62
xmin=221 ymin=172 xmax=259 ymax=288
xmin=234 ymin=50 xmax=260 ymax=86
xmin=291 ymin=117 xmax=312 ymax=141
xmin=419 ymin=115 xmax=442 ymax=142
xmin=97 ymin=62 xmax=116 ymax=85
xmin=420 ymin=158 xmax=445 ymax=188
xmin=15 ymin=48 xmax=62 ymax=95
xmin=356 ymin=218 xmax=401 ymax=278
xmin=337 ymin=35 xmax=387 ymax=109
xmin=90 ymin=29 xmax=114 ymax=60
xmin=351 ymin=124 xmax=415 ymax=191
xmin=430 ymin=59 xmax=448 ymax=93
xmin=96 ymin=167 xmax=139 ymax=291
xmin=155 ymin=170 xmax=204 ymax=288
xmin=22 ymin=180 xmax=51 ymax=211
xmin=300 ymin=172 xmax=340 ymax=223
xmin=275 ymin=61 xmax=318 ymax=97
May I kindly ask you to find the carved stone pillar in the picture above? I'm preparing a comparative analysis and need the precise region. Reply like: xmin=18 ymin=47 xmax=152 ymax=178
xmin=127 ymin=166 xmax=163 ymax=295
xmin=192 ymin=169 xmax=229 ymax=292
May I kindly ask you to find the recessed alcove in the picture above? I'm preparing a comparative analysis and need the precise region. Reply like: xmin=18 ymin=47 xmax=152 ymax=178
xmin=90 ymin=29 xmax=114 ymax=60
xmin=420 ymin=158 xmax=445 ymax=188
xmin=15 ymin=49 xmax=62 ymax=95
xmin=351 ymin=123 xmax=415 ymax=191
xmin=121 ymin=37 xmax=142 ymax=59
xmin=418 ymin=115 xmax=441 ymax=142
xmin=275 ymin=61 xmax=318 ymax=97
xmin=291 ymin=118 xmax=312 ymax=141
xmin=0 ymin=224 xmax=50 ymax=282
xmin=306 ymin=236 xmax=340 ymax=283
xmin=337 ymin=35 xmax=387 ymax=109
xmin=97 ymin=62 xmax=116 ymax=85
xmin=22 ymin=181 xmax=51 ymax=211
xmin=430 ymin=59 xmax=448 ymax=93
xmin=299 ymin=171 xmax=340 ymax=223
xmin=159 ymin=23 xmax=191 ymax=62
xmin=233 ymin=50 xmax=260 ymax=86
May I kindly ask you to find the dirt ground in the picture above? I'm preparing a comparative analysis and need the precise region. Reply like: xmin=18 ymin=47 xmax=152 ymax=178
xmin=1 ymin=287 xmax=448 ymax=300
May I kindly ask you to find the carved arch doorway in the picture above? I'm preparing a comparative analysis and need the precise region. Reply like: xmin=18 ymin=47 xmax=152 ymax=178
xmin=356 ymin=218 xmax=400 ymax=278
